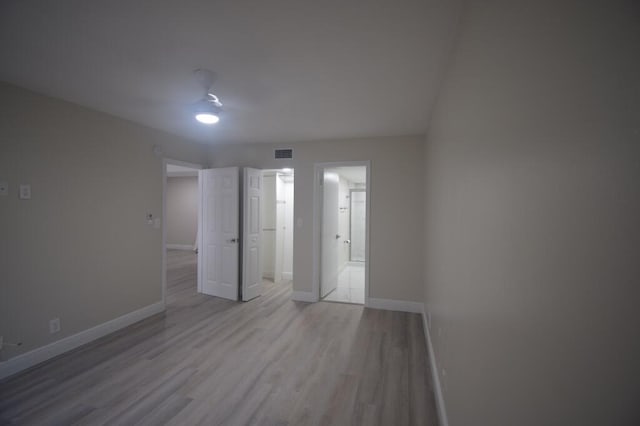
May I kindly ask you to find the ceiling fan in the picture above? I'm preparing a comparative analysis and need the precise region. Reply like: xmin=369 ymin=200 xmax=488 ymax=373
xmin=192 ymin=68 xmax=222 ymax=124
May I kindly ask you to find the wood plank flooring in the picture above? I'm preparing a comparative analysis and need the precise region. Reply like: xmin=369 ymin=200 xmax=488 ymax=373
xmin=0 ymin=250 xmax=438 ymax=425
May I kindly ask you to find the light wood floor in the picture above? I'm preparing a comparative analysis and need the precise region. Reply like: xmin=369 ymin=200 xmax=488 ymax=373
xmin=0 ymin=250 xmax=437 ymax=425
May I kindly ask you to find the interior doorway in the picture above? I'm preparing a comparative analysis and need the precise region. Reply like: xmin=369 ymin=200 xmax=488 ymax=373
xmin=162 ymin=159 xmax=203 ymax=306
xmin=261 ymin=169 xmax=294 ymax=285
xmin=315 ymin=163 xmax=369 ymax=305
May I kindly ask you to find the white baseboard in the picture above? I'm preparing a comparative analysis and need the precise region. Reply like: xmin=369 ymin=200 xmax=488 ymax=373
xmin=291 ymin=291 xmax=317 ymax=303
xmin=421 ymin=305 xmax=449 ymax=426
xmin=282 ymin=271 xmax=293 ymax=281
xmin=0 ymin=301 xmax=165 ymax=381
xmin=262 ymin=272 xmax=274 ymax=280
xmin=166 ymin=244 xmax=195 ymax=251
xmin=366 ymin=297 xmax=424 ymax=313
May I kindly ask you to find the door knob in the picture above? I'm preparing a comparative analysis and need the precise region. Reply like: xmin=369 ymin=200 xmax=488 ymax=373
xmin=344 ymin=239 xmax=351 ymax=244
xmin=228 ymin=238 xmax=238 ymax=243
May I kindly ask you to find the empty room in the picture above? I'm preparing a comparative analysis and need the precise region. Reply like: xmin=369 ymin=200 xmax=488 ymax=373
xmin=1 ymin=0 xmax=639 ymax=425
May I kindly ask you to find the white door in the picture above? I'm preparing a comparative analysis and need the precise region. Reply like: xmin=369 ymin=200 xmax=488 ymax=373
xmin=320 ymin=171 xmax=340 ymax=298
xmin=274 ymin=174 xmax=285 ymax=283
xmin=242 ymin=168 xmax=263 ymax=301
xmin=199 ymin=167 xmax=240 ymax=301
xmin=350 ymin=190 xmax=366 ymax=262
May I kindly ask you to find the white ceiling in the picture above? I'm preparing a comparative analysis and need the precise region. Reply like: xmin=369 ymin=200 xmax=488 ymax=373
xmin=0 ymin=0 xmax=460 ymax=145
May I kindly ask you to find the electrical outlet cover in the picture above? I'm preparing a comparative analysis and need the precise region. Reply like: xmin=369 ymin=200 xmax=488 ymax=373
xmin=49 ymin=318 xmax=61 ymax=334
xmin=19 ymin=184 xmax=31 ymax=199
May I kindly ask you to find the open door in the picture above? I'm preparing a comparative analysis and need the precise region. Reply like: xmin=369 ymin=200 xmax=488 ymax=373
xmin=320 ymin=170 xmax=340 ymax=298
xmin=274 ymin=174 xmax=285 ymax=283
xmin=199 ymin=167 xmax=240 ymax=301
xmin=242 ymin=168 xmax=263 ymax=301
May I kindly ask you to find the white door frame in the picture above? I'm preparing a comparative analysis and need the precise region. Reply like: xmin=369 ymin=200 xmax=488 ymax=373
xmin=312 ymin=161 xmax=371 ymax=304
xmin=162 ymin=158 xmax=204 ymax=308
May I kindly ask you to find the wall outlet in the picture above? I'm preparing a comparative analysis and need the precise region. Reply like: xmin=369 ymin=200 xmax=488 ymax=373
xmin=49 ymin=318 xmax=61 ymax=334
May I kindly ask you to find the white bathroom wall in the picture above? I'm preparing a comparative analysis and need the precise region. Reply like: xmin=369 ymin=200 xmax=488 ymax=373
xmin=349 ymin=190 xmax=366 ymax=262
xmin=261 ymin=174 xmax=277 ymax=279
xmin=337 ymin=175 xmax=351 ymax=271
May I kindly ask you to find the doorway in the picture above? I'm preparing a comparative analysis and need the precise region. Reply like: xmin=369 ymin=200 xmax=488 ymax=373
xmin=261 ymin=169 xmax=294 ymax=285
xmin=314 ymin=163 xmax=369 ymax=305
xmin=162 ymin=159 xmax=203 ymax=306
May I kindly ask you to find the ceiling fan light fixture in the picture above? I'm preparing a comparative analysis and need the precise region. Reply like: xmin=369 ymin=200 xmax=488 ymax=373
xmin=192 ymin=69 xmax=223 ymax=125
xmin=193 ymin=94 xmax=222 ymax=125
xmin=195 ymin=113 xmax=219 ymax=124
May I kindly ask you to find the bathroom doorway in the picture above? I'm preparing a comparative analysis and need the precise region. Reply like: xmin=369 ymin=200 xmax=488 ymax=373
xmin=314 ymin=163 xmax=369 ymax=305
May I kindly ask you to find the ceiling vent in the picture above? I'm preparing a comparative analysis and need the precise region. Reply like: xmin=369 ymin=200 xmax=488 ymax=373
xmin=274 ymin=149 xmax=293 ymax=159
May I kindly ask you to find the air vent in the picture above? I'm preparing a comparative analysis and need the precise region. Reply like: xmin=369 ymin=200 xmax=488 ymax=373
xmin=275 ymin=149 xmax=293 ymax=159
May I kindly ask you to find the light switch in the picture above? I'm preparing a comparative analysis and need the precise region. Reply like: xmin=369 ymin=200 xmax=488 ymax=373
xmin=0 ymin=181 xmax=8 ymax=196
xmin=153 ymin=217 xmax=161 ymax=229
xmin=19 ymin=184 xmax=31 ymax=199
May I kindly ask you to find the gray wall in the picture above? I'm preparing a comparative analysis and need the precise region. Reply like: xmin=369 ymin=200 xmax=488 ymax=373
xmin=209 ymin=136 xmax=425 ymax=302
xmin=166 ymin=176 xmax=198 ymax=247
xmin=422 ymin=1 xmax=640 ymax=425
xmin=0 ymin=82 xmax=209 ymax=362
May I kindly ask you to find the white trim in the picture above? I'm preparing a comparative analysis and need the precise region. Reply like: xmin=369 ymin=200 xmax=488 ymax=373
xmin=312 ymin=161 xmax=371 ymax=304
xmin=422 ymin=306 xmax=449 ymax=426
xmin=165 ymin=244 xmax=195 ymax=251
xmin=164 ymin=159 xmax=206 ymax=170
xmin=291 ymin=291 xmax=318 ymax=303
xmin=197 ymin=169 xmax=204 ymax=293
xmin=162 ymin=158 xmax=204 ymax=305
xmin=282 ymin=271 xmax=293 ymax=280
xmin=0 ymin=302 xmax=165 ymax=381
xmin=366 ymin=297 xmax=424 ymax=313
xmin=167 ymin=171 xmax=199 ymax=178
